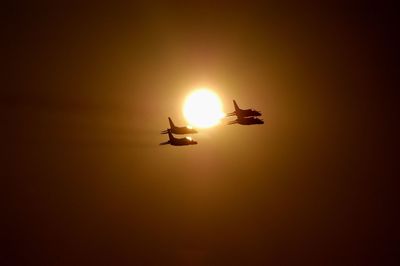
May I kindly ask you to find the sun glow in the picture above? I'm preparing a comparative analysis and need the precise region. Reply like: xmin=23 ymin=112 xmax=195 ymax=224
xmin=183 ymin=89 xmax=225 ymax=128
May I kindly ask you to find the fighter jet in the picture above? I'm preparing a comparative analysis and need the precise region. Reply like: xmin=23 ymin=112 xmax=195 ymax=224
xmin=160 ymin=129 xmax=198 ymax=146
xmin=227 ymin=116 xmax=264 ymax=125
xmin=226 ymin=100 xmax=262 ymax=118
xmin=161 ymin=117 xmax=198 ymax=135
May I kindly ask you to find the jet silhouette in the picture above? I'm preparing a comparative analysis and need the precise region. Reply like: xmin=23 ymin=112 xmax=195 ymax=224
xmin=226 ymin=100 xmax=262 ymax=118
xmin=228 ymin=116 xmax=264 ymax=125
xmin=161 ymin=117 xmax=198 ymax=135
xmin=160 ymin=129 xmax=198 ymax=146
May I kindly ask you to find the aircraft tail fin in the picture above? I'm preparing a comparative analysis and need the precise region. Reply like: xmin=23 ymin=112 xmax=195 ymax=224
xmin=167 ymin=129 xmax=174 ymax=141
xmin=168 ymin=117 xmax=175 ymax=128
xmin=233 ymin=100 xmax=240 ymax=111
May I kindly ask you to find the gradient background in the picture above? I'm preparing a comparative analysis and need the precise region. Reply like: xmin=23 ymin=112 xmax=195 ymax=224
xmin=3 ymin=2 xmax=398 ymax=265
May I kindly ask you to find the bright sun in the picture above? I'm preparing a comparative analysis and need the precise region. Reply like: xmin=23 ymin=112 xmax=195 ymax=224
xmin=183 ymin=89 xmax=225 ymax=128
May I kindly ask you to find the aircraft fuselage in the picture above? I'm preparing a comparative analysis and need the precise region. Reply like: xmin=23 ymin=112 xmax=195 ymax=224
xmin=171 ymin=138 xmax=198 ymax=146
xmin=228 ymin=117 xmax=264 ymax=125
xmin=169 ymin=126 xmax=197 ymax=135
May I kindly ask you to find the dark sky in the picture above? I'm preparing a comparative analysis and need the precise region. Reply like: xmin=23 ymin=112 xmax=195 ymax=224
xmin=3 ymin=2 xmax=398 ymax=265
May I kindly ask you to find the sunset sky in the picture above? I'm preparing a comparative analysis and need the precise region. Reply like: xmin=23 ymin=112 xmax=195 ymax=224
xmin=3 ymin=2 xmax=397 ymax=265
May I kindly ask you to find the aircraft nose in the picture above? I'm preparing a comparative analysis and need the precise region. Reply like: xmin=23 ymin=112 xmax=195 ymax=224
xmin=193 ymin=141 xmax=198 ymax=144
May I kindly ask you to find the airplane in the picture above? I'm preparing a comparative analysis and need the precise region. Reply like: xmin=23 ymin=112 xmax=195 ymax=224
xmin=226 ymin=100 xmax=262 ymax=118
xmin=160 ymin=129 xmax=198 ymax=146
xmin=227 ymin=116 xmax=264 ymax=125
xmin=161 ymin=117 xmax=198 ymax=135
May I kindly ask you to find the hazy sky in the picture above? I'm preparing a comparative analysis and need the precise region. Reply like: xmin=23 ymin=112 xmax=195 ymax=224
xmin=3 ymin=2 xmax=397 ymax=265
